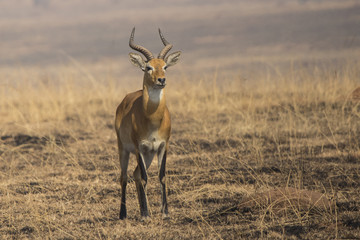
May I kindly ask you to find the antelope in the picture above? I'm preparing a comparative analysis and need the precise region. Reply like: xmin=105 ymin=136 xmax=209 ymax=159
xmin=115 ymin=28 xmax=181 ymax=220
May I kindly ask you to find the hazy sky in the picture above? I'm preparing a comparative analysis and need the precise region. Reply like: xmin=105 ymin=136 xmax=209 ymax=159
xmin=0 ymin=0 xmax=359 ymax=69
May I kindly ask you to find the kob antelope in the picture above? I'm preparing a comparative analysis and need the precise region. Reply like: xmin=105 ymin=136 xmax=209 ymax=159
xmin=115 ymin=28 xmax=181 ymax=220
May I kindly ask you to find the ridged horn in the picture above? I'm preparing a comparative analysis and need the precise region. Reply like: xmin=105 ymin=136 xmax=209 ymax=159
xmin=129 ymin=27 xmax=154 ymax=61
xmin=158 ymin=28 xmax=173 ymax=59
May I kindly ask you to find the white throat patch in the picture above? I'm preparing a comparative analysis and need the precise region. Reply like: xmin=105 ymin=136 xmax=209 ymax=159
xmin=148 ymin=88 xmax=163 ymax=103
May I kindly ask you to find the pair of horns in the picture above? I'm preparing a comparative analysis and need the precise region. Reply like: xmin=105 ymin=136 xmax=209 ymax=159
xmin=129 ymin=27 xmax=173 ymax=61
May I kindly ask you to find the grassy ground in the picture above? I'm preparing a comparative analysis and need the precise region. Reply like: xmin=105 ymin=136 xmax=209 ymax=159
xmin=0 ymin=60 xmax=360 ymax=239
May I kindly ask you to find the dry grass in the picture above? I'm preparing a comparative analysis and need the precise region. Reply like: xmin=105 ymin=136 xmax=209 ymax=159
xmin=1 ymin=59 xmax=360 ymax=239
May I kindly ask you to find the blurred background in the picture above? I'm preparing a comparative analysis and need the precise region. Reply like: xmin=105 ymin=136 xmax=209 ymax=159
xmin=0 ymin=0 xmax=359 ymax=76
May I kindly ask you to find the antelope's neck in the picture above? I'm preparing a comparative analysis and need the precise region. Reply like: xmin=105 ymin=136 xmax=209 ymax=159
xmin=142 ymin=85 xmax=166 ymax=123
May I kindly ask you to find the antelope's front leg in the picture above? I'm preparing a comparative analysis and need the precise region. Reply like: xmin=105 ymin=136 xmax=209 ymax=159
xmin=119 ymin=149 xmax=130 ymax=220
xmin=134 ymin=152 xmax=149 ymax=218
xmin=158 ymin=143 xmax=169 ymax=219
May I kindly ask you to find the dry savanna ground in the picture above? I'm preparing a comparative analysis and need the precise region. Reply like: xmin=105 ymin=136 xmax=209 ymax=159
xmin=1 ymin=60 xmax=360 ymax=239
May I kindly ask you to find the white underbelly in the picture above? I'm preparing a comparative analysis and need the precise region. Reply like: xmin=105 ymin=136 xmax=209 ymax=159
xmin=139 ymin=137 xmax=165 ymax=154
xmin=121 ymin=132 xmax=165 ymax=154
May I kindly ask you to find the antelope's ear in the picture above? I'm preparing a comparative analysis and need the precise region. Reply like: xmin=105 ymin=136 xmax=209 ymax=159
xmin=129 ymin=53 xmax=146 ymax=71
xmin=165 ymin=51 xmax=181 ymax=68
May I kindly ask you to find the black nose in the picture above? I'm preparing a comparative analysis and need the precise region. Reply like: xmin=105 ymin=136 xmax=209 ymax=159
xmin=157 ymin=78 xmax=166 ymax=84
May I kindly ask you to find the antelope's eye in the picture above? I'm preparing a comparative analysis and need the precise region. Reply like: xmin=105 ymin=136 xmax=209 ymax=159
xmin=146 ymin=66 xmax=153 ymax=71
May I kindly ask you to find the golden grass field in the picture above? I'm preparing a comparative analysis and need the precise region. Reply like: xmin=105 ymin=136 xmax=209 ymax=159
xmin=1 ymin=1 xmax=360 ymax=238
xmin=1 ymin=58 xmax=360 ymax=239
